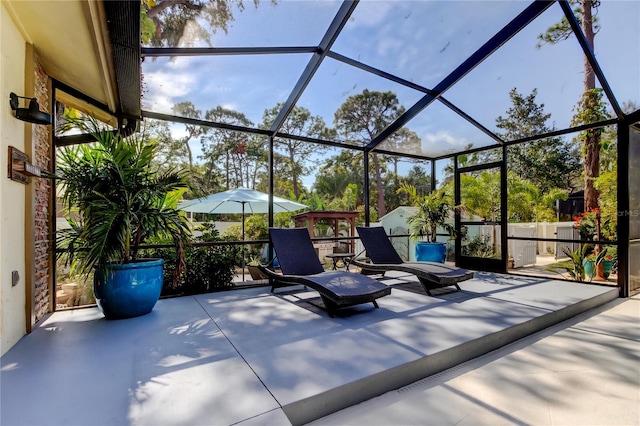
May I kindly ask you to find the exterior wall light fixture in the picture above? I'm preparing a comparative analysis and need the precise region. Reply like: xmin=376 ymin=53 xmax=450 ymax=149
xmin=9 ymin=92 xmax=51 ymax=125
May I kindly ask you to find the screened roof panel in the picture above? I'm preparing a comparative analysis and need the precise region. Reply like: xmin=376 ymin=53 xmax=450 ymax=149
xmin=442 ymin=2 xmax=608 ymax=140
xmin=375 ymin=99 xmax=500 ymax=158
xmin=293 ymin=57 xmax=425 ymax=145
xmin=142 ymin=0 xmax=342 ymax=48
xmin=139 ymin=0 xmax=637 ymax=159
xmin=331 ymin=1 xmax=529 ymax=89
xmin=142 ymin=54 xmax=312 ymax=127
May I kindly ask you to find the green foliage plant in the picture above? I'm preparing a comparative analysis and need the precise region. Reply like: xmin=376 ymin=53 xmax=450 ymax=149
xmin=459 ymin=172 xmax=501 ymax=222
xmin=573 ymin=208 xmax=600 ymax=240
xmin=593 ymin=168 xmax=617 ymax=240
xmin=326 ymin=183 xmax=358 ymax=211
xmin=552 ymin=245 xmax=603 ymax=282
xmin=181 ymin=245 xmax=237 ymax=294
xmin=54 ymin=116 xmax=192 ymax=285
xmin=462 ymin=233 xmax=497 ymax=258
xmin=247 ymin=255 xmax=262 ymax=266
xmin=145 ymin=222 xmax=237 ymax=295
xmin=556 ymin=245 xmax=589 ymax=281
xmin=398 ymin=184 xmax=455 ymax=243
xmin=572 ymin=89 xmax=610 ymax=135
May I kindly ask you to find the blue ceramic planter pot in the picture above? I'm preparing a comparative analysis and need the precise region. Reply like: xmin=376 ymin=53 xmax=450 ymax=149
xmin=602 ymin=260 xmax=612 ymax=279
xmin=415 ymin=242 xmax=447 ymax=263
xmin=583 ymin=259 xmax=613 ymax=280
xmin=94 ymin=259 xmax=164 ymax=319
xmin=583 ymin=259 xmax=595 ymax=278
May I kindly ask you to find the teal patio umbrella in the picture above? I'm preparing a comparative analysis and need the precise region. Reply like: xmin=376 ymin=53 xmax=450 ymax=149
xmin=178 ymin=188 xmax=307 ymax=279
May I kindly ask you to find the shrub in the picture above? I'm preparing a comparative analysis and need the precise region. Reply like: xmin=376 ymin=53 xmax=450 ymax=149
xmin=143 ymin=222 xmax=238 ymax=296
xmin=462 ymin=233 xmax=497 ymax=258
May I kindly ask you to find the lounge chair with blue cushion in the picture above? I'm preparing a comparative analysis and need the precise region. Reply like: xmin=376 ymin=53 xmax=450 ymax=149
xmin=353 ymin=226 xmax=474 ymax=296
xmin=259 ymin=228 xmax=391 ymax=317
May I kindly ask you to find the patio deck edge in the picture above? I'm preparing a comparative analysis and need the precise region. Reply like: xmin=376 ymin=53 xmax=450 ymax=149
xmin=282 ymin=287 xmax=619 ymax=426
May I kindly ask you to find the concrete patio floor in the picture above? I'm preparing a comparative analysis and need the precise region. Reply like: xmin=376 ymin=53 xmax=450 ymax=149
xmin=311 ymin=294 xmax=640 ymax=426
xmin=1 ymin=271 xmax=633 ymax=426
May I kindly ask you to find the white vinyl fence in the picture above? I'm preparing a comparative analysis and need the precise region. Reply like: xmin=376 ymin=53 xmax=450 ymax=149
xmin=555 ymin=223 xmax=580 ymax=260
xmin=507 ymin=224 xmax=537 ymax=267
xmin=353 ymin=222 xmax=578 ymax=267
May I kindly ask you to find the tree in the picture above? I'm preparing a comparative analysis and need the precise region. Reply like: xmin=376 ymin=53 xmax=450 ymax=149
xmin=590 ymin=101 xmax=637 ymax=240
xmin=334 ymin=90 xmax=405 ymax=217
xmin=397 ymin=184 xmax=455 ymax=243
xmin=539 ymin=0 xmax=604 ymax=211
xmin=143 ymin=117 xmax=216 ymax=196
xmin=496 ymin=88 xmax=582 ymax=193
xmin=201 ymin=106 xmax=257 ymax=189
xmin=262 ymin=103 xmax=334 ymax=199
xmin=390 ymin=164 xmax=433 ymax=210
xmin=571 ymin=88 xmax=610 ymax=210
xmin=144 ymin=119 xmax=190 ymax=172
xmin=379 ymin=128 xmax=421 ymax=184
xmin=296 ymin=191 xmax=327 ymax=212
xmin=460 ymin=170 xmax=567 ymax=223
xmin=242 ymin=135 xmax=269 ymax=190
xmin=253 ymin=150 xmax=295 ymax=197
xmin=460 ymin=171 xmax=501 ymax=223
xmin=171 ymin=101 xmax=205 ymax=171
xmin=402 ymin=165 xmax=432 ymax=198
xmin=442 ymin=143 xmax=480 ymax=184
xmin=533 ymin=188 xmax=569 ymax=223
xmin=141 ymin=0 xmax=270 ymax=47
xmin=378 ymin=128 xmax=423 ymax=211
xmin=326 ymin=183 xmax=358 ymax=211
xmin=313 ymin=150 xmax=364 ymax=203
xmin=507 ymin=175 xmax=568 ymax=223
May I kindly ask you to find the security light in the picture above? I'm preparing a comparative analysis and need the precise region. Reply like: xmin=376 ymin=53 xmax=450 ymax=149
xmin=9 ymin=92 xmax=51 ymax=125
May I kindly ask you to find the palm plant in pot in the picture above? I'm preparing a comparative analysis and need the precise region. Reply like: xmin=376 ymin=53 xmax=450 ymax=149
xmin=54 ymin=116 xmax=191 ymax=319
xmin=398 ymin=184 xmax=455 ymax=263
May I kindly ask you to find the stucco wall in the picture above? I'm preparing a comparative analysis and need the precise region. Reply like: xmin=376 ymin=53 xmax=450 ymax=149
xmin=1 ymin=4 xmax=52 ymax=356
xmin=1 ymin=4 xmax=29 ymax=355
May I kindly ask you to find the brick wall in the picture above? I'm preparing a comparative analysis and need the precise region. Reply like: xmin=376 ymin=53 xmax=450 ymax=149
xmin=33 ymin=58 xmax=51 ymax=321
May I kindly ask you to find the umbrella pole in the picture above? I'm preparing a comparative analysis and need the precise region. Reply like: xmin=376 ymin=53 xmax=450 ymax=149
xmin=241 ymin=203 xmax=245 ymax=281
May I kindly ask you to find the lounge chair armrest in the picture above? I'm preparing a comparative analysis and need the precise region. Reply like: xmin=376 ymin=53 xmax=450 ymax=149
xmin=258 ymin=264 xmax=281 ymax=278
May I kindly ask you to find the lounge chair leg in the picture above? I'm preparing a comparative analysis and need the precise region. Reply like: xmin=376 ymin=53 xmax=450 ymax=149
xmin=372 ymin=300 xmax=379 ymax=309
xmin=418 ymin=278 xmax=462 ymax=296
xmin=418 ymin=278 xmax=434 ymax=296
xmin=320 ymin=295 xmax=337 ymax=318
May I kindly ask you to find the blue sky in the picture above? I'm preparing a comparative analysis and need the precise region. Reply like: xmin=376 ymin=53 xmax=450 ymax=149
xmin=142 ymin=0 xmax=640 ymax=189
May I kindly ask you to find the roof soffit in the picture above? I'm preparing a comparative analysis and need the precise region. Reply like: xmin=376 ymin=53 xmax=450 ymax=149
xmin=5 ymin=0 xmax=119 ymax=114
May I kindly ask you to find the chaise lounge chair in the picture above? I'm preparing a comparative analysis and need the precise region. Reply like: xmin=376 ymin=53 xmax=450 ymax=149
xmin=353 ymin=226 xmax=474 ymax=296
xmin=259 ymin=228 xmax=391 ymax=317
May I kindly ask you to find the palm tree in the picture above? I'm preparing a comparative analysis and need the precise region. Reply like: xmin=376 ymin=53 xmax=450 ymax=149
xmin=55 ymin=116 xmax=191 ymax=283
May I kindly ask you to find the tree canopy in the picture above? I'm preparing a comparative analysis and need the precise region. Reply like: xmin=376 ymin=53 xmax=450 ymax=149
xmin=495 ymin=88 xmax=582 ymax=193
xmin=334 ymin=90 xmax=406 ymax=217
xmin=142 ymin=0 xmax=268 ymax=47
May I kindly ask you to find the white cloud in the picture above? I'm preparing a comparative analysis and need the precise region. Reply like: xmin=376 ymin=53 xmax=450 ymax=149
xmin=421 ymin=130 xmax=469 ymax=154
xmin=348 ymin=1 xmax=394 ymax=28
xmin=142 ymin=70 xmax=196 ymax=112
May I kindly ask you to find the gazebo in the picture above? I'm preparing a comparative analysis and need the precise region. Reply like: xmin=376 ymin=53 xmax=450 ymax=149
xmin=293 ymin=211 xmax=360 ymax=252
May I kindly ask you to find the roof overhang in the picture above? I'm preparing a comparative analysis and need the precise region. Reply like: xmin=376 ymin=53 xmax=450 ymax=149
xmin=4 ymin=0 xmax=141 ymax=122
